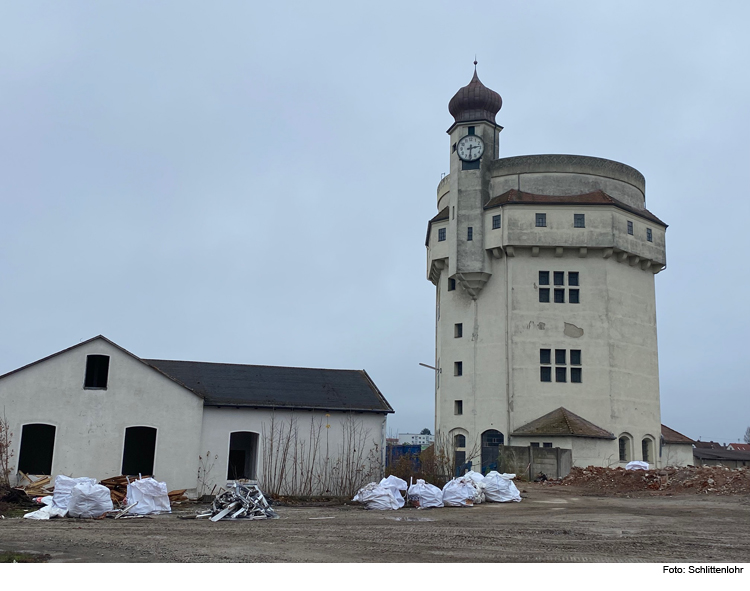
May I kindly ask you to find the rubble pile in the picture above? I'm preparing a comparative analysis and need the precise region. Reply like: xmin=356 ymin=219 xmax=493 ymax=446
xmin=100 ymin=475 xmax=149 ymax=505
xmin=554 ymin=465 xmax=750 ymax=495
xmin=197 ymin=482 xmax=278 ymax=521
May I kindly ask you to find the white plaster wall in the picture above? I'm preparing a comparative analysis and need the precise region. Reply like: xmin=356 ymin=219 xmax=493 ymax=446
xmin=0 ymin=339 xmax=204 ymax=489
xmin=662 ymin=443 xmax=695 ymax=467
xmin=200 ymin=407 xmax=386 ymax=495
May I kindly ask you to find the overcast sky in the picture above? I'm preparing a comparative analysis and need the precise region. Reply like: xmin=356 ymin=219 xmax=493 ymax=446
xmin=1 ymin=1 xmax=748 ymax=443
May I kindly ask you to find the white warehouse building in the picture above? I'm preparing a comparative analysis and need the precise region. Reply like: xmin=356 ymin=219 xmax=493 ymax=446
xmin=427 ymin=67 xmax=670 ymax=471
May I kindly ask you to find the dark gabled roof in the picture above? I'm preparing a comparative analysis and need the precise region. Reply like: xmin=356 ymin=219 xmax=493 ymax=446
xmin=144 ymin=359 xmax=394 ymax=414
xmin=484 ymin=189 xmax=667 ymax=227
xmin=694 ymin=441 xmax=725 ymax=449
xmin=693 ymin=448 xmax=750 ymax=462
xmin=661 ymin=424 xmax=695 ymax=444
xmin=425 ymin=206 xmax=449 ymax=246
xmin=512 ymin=407 xmax=615 ymax=439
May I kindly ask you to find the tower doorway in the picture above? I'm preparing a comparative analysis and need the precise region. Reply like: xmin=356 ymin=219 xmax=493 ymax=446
xmin=227 ymin=431 xmax=258 ymax=480
xmin=18 ymin=423 xmax=56 ymax=475
xmin=121 ymin=426 xmax=157 ymax=476
xmin=481 ymin=429 xmax=504 ymax=473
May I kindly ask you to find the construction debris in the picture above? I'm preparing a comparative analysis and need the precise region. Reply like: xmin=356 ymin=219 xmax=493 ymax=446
xmin=553 ymin=465 xmax=750 ymax=495
xmin=99 ymin=475 xmax=150 ymax=506
xmin=197 ymin=482 xmax=278 ymax=521
xmin=15 ymin=473 xmax=54 ymax=497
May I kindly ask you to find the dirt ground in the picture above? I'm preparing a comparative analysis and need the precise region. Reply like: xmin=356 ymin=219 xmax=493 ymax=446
xmin=1 ymin=483 xmax=749 ymax=563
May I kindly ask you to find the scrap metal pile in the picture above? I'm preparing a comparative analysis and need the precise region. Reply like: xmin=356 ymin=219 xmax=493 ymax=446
xmin=197 ymin=482 xmax=279 ymax=521
xmin=552 ymin=465 xmax=750 ymax=495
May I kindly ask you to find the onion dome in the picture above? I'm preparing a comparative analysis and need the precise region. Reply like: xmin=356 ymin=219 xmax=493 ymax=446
xmin=448 ymin=62 xmax=502 ymax=124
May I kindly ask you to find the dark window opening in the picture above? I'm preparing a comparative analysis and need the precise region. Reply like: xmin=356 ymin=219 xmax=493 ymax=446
xmin=18 ymin=424 xmax=56 ymax=475
xmin=539 ymin=288 xmax=550 ymax=303
xmin=467 ymin=227 xmax=473 ymax=241
xmin=481 ymin=429 xmax=504 ymax=473
xmin=454 ymin=400 xmax=463 ymax=415
xmin=554 ymin=271 xmax=565 ymax=286
xmin=574 ymin=214 xmax=585 ymax=228
xmin=454 ymin=434 xmax=466 ymax=448
xmin=448 ymin=278 xmax=456 ymax=291
xmin=535 ymin=213 xmax=546 ymax=227
xmin=627 ymin=220 xmax=634 ymax=235
xmin=540 ymin=367 xmax=552 ymax=382
xmin=568 ymin=272 xmax=579 ymax=286
xmin=84 ymin=355 xmax=110 ymax=389
xmin=468 ymin=126 xmax=475 ymax=135
xmin=530 ymin=442 xmax=540 ymax=448
xmin=122 ymin=426 xmax=157 ymax=476
xmin=454 ymin=323 xmax=463 ymax=338
xmin=647 ymin=228 xmax=653 ymax=242
xmin=540 ymin=349 xmax=551 ymax=364
xmin=462 ymin=159 xmax=480 ymax=170
xmin=555 ymin=367 xmax=567 ymax=382
xmin=570 ymin=350 xmax=581 ymax=365
xmin=555 ymin=349 xmax=566 ymax=365
xmin=452 ymin=143 xmax=457 ymax=153
xmin=571 ymin=367 xmax=582 ymax=383
xmin=492 ymin=214 xmax=501 ymax=229
xmin=619 ymin=437 xmax=630 ymax=462
xmin=539 ymin=271 xmax=550 ymax=285
xmin=227 ymin=431 xmax=258 ymax=480
xmin=454 ymin=450 xmax=466 ymax=476
xmin=454 ymin=361 xmax=463 ymax=376
xmin=569 ymin=289 xmax=580 ymax=304
xmin=438 ymin=228 xmax=446 ymax=241
xmin=554 ymin=288 xmax=565 ymax=303
xmin=543 ymin=442 xmax=553 ymax=448
xmin=642 ymin=439 xmax=651 ymax=463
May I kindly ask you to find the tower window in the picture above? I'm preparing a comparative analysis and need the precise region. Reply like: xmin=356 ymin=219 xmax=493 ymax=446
xmin=535 ymin=213 xmax=547 ymax=227
xmin=539 ymin=288 xmax=550 ymax=303
xmin=554 ymin=289 xmax=565 ymax=303
xmin=454 ymin=400 xmax=463 ymax=415
xmin=571 ymin=368 xmax=582 ymax=383
xmin=554 ymin=271 xmax=565 ymax=286
xmin=448 ymin=278 xmax=456 ymax=291
xmin=438 ymin=228 xmax=446 ymax=242
xmin=569 ymin=289 xmax=580 ymax=304
xmin=647 ymin=228 xmax=653 ymax=242
xmin=568 ymin=272 xmax=579 ymax=286
xmin=454 ymin=323 xmax=463 ymax=338
xmin=570 ymin=350 xmax=581 ymax=365
xmin=540 ymin=349 xmax=551 ymax=364
xmin=468 ymin=126 xmax=475 ymax=135
xmin=555 ymin=367 xmax=567 ymax=382
xmin=84 ymin=355 xmax=110 ymax=389
xmin=467 ymin=227 xmax=473 ymax=241
xmin=492 ymin=214 xmax=501 ymax=229
xmin=555 ymin=349 xmax=566 ymax=365
xmin=454 ymin=362 xmax=463 ymax=376
xmin=574 ymin=214 xmax=585 ymax=228
xmin=627 ymin=220 xmax=634 ymax=235
xmin=539 ymin=271 xmax=550 ymax=285
xmin=540 ymin=367 xmax=552 ymax=382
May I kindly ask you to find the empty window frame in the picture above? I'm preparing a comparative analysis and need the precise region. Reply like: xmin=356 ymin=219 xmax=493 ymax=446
xmin=454 ymin=323 xmax=463 ymax=338
xmin=553 ymin=271 xmax=565 ymax=286
xmin=438 ymin=228 xmax=446 ymax=242
xmin=555 ymin=349 xmax=566 ymax=365
xmin=574 ymin=213 xmax=585 ymax=228
xmin=467 ymin=227 xmax=473 ymax=241
xmin=227 ymin=431 xmax=259 ymax=480
xmin=454 ymin=361 xmax=463 ymax=376
xmin=18 ymin=423 xmax=56 ymax=475
xmin=555 ymin=367 xmax=567 ymax=382
xmin=540 ymin=349 xmax=551 ymax=364
xmin=454 ymin=400 xmax=463 ymax=415
xmin=539 ymin=271 xmax=550 ymax=285
xmin=646 ymin=228 xmax=653 ymax=242
xmin=554 ymin=288 xmax=565 ymax=303
xmin=571 ymin=367 xmax=582 ymax=383
xmin=535 ymin=213 xmax=547 ymax=227
xmin=454 ymin=434 xmax=466 ymax=447
xmin=568 ymin=272 xmax=579 ymax=286
xmin=84 ymin=355 xmax=110 ymax=389
xmin=569 ymin=289 xmax=580 ymax=304
xmin=492 ymin=214 xmax=501 ymax=229
xmin=121 ymin=426 xmax=157 ymax=476
xmin=448 ymin=278 xmax=456 ymax=291
xmin=570 ymin=349 xmax=581 ymax=365
xmin=627 ymin=220 xmax=634 ymax=235
xmin=539 ymin=287 xmax=550 ymax=303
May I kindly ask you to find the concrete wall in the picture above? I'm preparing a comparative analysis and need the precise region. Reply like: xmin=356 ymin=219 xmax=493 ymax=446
xmin=491 ymin=445 xmax=573 ymax=479
xmin=0 ymin=339 xmax=204 ymax=490
xmin=200 ymin=407 xmax=386 ymax=496
xmin=661 ymin=443 xmax=694 ymax=467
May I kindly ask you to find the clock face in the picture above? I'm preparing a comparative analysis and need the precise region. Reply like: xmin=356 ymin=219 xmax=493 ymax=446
xmin=456 ymin=134 xmax=485 ymax=162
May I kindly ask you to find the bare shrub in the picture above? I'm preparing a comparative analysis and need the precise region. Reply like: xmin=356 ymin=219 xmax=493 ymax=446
xmin=197 ymin=450 xmax=218 ymax=497
xmin=0 ymin=409 xmax=14 ymax=489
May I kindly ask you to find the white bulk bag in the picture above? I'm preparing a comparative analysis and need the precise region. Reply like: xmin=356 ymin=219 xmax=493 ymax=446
xmin=67 ymin=482 xmax=114 ymax=518
xmin=352 ymin=482 xmax=403 ymax=510
xmin=53 ymin=475 xmax=97 ymax=510
xmin=442 ymin=478 xmax=477 ymax=507
xmin=459 ymin=472 xmax=485 ymax=504
xmin=483 ymin=471 xmax=522 ymax=502
xmin=626 ymin=461 xmax=649 ymax=471
xmin=407 ymin=479 xmax=443 ymax=508
xmin=126 ymin=478 xmax=171 ymax=514
xmin=24 ymin=497 xmax=67 ymax=520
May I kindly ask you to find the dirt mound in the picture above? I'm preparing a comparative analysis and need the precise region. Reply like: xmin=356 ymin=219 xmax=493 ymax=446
xmin=552 ymin=465 xmax=750 ymax=495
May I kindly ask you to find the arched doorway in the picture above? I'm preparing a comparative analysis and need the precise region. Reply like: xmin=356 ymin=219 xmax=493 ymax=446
xmin=18 ymin=423 xmax=56 ymax=475
xmin=227 ymin=432 xmax=258 ymax=480
xmin=481 ymin=429 xmax=504 ymax=474
xmin=121 ymin=426 xmax=157 ymax=476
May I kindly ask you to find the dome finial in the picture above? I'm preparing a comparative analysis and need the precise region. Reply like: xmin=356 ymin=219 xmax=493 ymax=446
xmin=448 ymin=63 xmax=502 ymax=125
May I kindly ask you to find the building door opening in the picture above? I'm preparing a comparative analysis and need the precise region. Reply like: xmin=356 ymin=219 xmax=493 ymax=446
xmin=121 ymin=426 xmax=157 ymax=476
xmin=18 ymin=423 xmax=56 ymax=475
xmin=481 ymin=429 xmax=504 ymax=474
xmin=227 ymin=432 xmax=258 ymax=480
